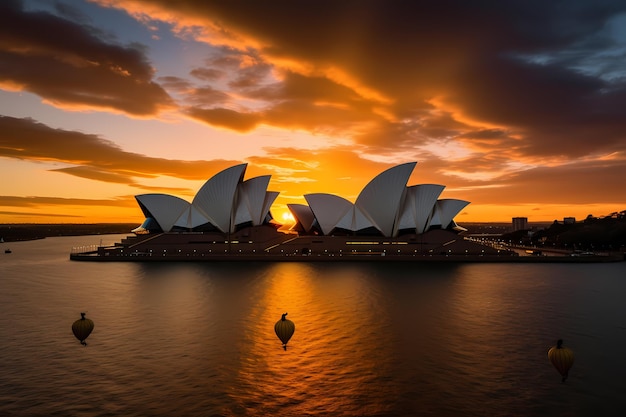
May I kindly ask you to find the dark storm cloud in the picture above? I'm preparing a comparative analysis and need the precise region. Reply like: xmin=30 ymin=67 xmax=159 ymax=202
xmin=114 ymin=0 xmax=626 ymax=161
xmin=448 ymin=54 xmax=626 ymax=157
xmin=96 ymin=0 xmax=626 ymax=172
xmin=0 ymin=0 xmax=173 ymax=115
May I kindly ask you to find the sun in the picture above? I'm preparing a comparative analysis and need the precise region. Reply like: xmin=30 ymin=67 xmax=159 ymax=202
xmin=281 ymin=211 xmax=295 ymax=223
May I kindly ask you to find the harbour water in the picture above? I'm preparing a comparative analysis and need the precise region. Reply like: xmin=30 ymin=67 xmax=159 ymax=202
xmin=1 ymin=235 xmax=625 ymax=416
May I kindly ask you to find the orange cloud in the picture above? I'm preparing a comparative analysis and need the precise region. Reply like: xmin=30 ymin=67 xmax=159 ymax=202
xmin=0 ymin=115 xmax=242 ymax=184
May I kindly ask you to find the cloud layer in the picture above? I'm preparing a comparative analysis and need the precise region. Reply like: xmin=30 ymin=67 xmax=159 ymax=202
xmin=1 ymin=0 xmax=625 ymax=221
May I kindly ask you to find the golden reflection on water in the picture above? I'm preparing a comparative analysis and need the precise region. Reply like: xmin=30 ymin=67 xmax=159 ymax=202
xmin=230 ymin=263 xmax=396 ymax=415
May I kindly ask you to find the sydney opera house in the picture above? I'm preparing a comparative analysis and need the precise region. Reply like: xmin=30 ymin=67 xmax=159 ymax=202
xmin=71 ymin=162 xmax=513 ymax=261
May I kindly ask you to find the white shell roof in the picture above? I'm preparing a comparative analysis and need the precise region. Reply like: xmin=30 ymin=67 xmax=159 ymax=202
xmin=292 ymin=162 xmax=469 ymax=237
xmin=134 ymin=163 xmax=278 ymax=233
xmin=335 ymin=205 xmax=373 ymax=232
xmin=430 ymin=199 xmax=470 ymax=230
xmin=397 ymin=184 xmax=445 ymax=233
xmin=287 ymin=203 xmax=316 ymax=232
xmin=174 ymin=204 xmax=210 ymax=230
xmin=262 ymin=191 xmax=279 ymax=223
xmin=135 ymin=194 xmax=190 ymax=232
xmin=355 ymin=162 xmax=416 ymax=237
xmin=300 ymin=162 xmax=417 ymax=237
xmin=234 ymin=175 xmax=271 ymax=226
xmin=134 ymin=162 xmax=470 ymax=236
xmin=305 ymin=193 xmax=353 ymax=235
xmin=192 ymin=164 xmax=246 ymax=233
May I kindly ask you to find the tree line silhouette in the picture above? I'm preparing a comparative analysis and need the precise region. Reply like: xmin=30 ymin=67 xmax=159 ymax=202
xmin=502 ymin=210 xmax=626 ymax=252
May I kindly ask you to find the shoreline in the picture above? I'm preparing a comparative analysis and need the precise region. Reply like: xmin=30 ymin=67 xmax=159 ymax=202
xmin=0 ymin=224 xmax=136 ymax=242
xmin=70 ymin=251 xmax=625 ymax=263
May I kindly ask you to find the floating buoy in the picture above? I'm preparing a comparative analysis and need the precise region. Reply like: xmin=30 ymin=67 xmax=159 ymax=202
xmin=274 ymin=312 xmax=295 ymax=350
xmin=72 ymin=312 xmax=94 ymax=346
xmin=548 ymin=339 xmax=574 ymax=382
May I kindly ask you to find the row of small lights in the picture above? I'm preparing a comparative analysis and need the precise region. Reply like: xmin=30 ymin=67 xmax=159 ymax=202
xmin=118 ymin=247 xmax=488 ymax=256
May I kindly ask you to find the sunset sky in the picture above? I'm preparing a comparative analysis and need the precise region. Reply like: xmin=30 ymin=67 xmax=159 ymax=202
xmin=1 ymin=0 xmax=625 ymax=225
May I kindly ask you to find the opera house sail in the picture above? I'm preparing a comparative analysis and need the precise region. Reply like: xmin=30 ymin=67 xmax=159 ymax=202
xmin=70 ymin=162 xmax=516 ymax=262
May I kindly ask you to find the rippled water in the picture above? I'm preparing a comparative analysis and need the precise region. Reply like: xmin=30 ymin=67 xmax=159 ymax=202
xmin=1 ymin=235 xmax=625 ymax=416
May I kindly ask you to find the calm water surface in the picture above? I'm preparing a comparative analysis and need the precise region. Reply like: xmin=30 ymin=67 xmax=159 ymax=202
xmin=1 ymin=235 xmax=625 ymax=416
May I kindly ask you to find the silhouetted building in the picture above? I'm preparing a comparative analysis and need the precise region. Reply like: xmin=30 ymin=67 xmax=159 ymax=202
xmin=132 ymin=162 xmax=470 ymax=238
xmin=512 ymin=217 xmax=528 ymax=232
xmin=563 ymin=217 xmax=576 ymax=224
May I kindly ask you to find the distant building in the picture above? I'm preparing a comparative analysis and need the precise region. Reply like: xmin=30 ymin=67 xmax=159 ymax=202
xmin=563 ymin=217 xmax=576 ymax=224
xmin=512 ymin=217 xmax=528 ymax=231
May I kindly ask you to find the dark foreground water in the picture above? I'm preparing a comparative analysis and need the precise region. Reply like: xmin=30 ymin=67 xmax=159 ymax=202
xmin=1 ymin=235 xmax=625 ymax=417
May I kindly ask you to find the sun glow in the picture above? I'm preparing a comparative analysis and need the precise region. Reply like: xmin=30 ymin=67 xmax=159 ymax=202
xmin=281 ymin=211 xmax=295 ymax=224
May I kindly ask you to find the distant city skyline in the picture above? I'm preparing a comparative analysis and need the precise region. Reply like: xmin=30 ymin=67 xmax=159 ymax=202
xmin=1 ymin=0 xmax=625 ymax=223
